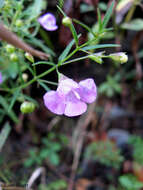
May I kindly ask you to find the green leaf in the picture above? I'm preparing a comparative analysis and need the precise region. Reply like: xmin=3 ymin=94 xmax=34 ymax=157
xmin=49 ymin=153 xmax=60 ymax=166
xmin=102 ymin=0 xmax=114 ymax=29
xmin=73 ymin=19 xmax=95 ymax=37
xmin=70 ymin=24 xmax=79 ymax=47
xmin=119 ymin=174 xmax=143 ymax=190
xmin=0 ymin=96 xmax=19 ymax=123
xmin=38 ymin=79 xmax=58 ymax=86
xmin=38 ymin=81 xmax=50 ymax=91
xmin=81 ymin=44 xmax=120 ymax=51
xmin=32 ymin=61 xmax=55 ymax=66
xmin=22 ymin=95 xmax=38 ymax=107
xmin=26 ymin=38 xmax=55 ymax=56
xmin=57 ymin=5 xmax=67 ymax=17
xmin=57 ymin=0 xmax=64 ymax=9
xmin=8 ymin=89 xmax=20 ymax=112
xmin=58 ymin=35 xmax=81 ymax=62
xmin=0 ymin=0 xmax=4 ymax=8
xmin=97 ymin=8 xmax=102 ymax=32
xmin=121 ymin=19 xmax=143 ymax=31
xmin=0 ymin=122 xmax=11 ymax=151
xmin=24 ymin=0 xmax=44 ymax=20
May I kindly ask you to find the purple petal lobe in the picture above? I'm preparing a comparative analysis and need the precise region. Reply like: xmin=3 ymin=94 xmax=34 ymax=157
xmin=43 ymin=91 xmax=65 ymax=115
xmin=78 ymin=78 xmax=97 ymax=103
xmin=57 ymin=79 xmax=79 ymax=96
xmin=64 ymin=91 xmax=87 ymax=117
xmin=38 ymin=13 xmax=58 ymax=31
xmin=0 ymin=72 xmax=2 ymax=84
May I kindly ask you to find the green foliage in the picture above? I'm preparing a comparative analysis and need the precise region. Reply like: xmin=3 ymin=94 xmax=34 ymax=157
xmin=129 ymin=136 xmax=143 ymax=165
xmin=0 ymin=122 xmax=11 ymax=151
xmin=24 ymin=133 xmax=68 ymax=167
xmin=39 ymin=180 xmax=67 ymax=190
xmin=99 ymin=74 xmax=121 ymax=97
xmin=119 ymin=174 xmax=143 ymax=190
xmin=84 ymin=140 xmax=124 ymax=169
xmin=121 ymin=19 xmax=143 ymax=31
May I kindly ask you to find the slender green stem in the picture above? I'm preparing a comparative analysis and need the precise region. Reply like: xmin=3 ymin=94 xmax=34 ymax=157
xmin=62 ymin=55 xmax=90 ymax=65
xmin=11 ymin=65 xmax=57 ymax=92
xmin=38 ymin=79 xmax=58 ymax=86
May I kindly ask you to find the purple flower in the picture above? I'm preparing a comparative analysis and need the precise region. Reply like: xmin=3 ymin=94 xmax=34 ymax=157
xmin=43 ymin=75 xmax=97 ymax=117
xmin=0 ymin=72 xmax=2 ymax=84
xmin=38 ymin=13 xmax=58 ymax=31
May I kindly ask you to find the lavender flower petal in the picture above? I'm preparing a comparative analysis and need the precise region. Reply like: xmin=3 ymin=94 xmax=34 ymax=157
xmin=57 ymin=79 xmax=79 ymax=96
xmin=38 ymin=13 xmax=58 ymax=31
xmin=64 ymin=91 xmax=87 ymax=117
xmin=43 ymin=91 xmax=65 ymax=115
xmin=78 ymin=78 xmax=97 ymax=103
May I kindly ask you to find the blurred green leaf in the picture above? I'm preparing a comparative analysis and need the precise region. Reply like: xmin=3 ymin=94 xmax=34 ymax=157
xmin=82 ymin=44 xmax=120 ymax=51
xmin=38 ymin=81 xmax=50 ymax=91
xmin=121 ymin=19 xmax=143 ymax=31
xmin=0 ymin=122 xmax=11 ymax=152
xmin=102 ymin=0 xmax=114 ymax=29
xmin=119 ymin=174 xmax=143 ymax=190
xmin=8 ymin=89 xmax=20 ymax=112
xmin=32 ymin=61 xmax=55 ymax=66
xmin=0 ymin=0 xmax=4 ymax=8
xmin=0 ymin=96 xmax=19 ymax=123
xmin=70 ymin=24 xmax=79 ymax=47
xmin=59 ymin=34 xmax=81 ymax=62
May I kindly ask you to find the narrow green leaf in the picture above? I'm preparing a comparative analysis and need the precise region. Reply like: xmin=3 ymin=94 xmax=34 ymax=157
xmin=57 ymin=0 xmax=64 ymax=9
xmin=8 ymin=89 xmax=20 ymax=112
xmin=0 ymin=122 xmax=11 ymax=151
xmin=97 ymin=8 xmax=102 ymax=32
xmin=0 ymin=0 xmax=4 ymax=8
xmin=38 ymin=79 xmax=58 ymax=86
xmin=57 ymin=5 xmax=67 ymax=17
xmin=0 ymin=96 xmax=19 ymax=123
xmin=73 ymin=19 xmax=95 ymax=37
xmin=32 ymin=61 xmax=55 ymax=66
xmin=38 ymin=81 xmax=50 ymax=91
xmin=22 ymin=95 xmax=38 ymax=107
xmin=81 ymin=44 xmax=120 ymax=51
xmin=26 ymin=38 xmax=55 ymax=56
xmin=102 ymin=0 xmax=114 ymax=29
xmin=58 ymin=34 xmax=81 ymax=62
xmin=70 ymin=24 xmax=79 ymax=47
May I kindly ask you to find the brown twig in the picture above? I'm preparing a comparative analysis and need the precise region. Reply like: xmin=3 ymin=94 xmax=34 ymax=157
xmin=0 ymin=23 xmax=49 ymax=60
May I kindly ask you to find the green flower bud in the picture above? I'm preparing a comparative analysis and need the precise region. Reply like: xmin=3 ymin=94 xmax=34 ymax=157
xmin=25 ymin=52 xmax=34 ymax=63
xmin=15 ymin=19 xmax=23 ymax=27
xmin=88 ymin=52 xmax=104 ymax=64
xmin=109 ymin=52 xmax=128 ymax=64
xmin=5 ymin=44 xmax=15 ymax=53
xmin=88 ymin=55 xmax=102 ymax=64
xmin=22 ymin=73 xmax=28 ymax=82
xmin=10 ymin=53 xmax=18 ymax=62
xmin=62 ymin=17 xmax=72 ymax=27
xmin=20 ymin=101 xmax=36 ymax=114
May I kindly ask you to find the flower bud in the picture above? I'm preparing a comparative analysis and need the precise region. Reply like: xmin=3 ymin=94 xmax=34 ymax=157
xmin=25 ymin=52 xmax=34 ymax=63
xmin=5 ymin=44 xmax=15 ymax=53
xmin=22 ymin=73 xmax=28 ymax=82
xmin=62 ymin=16 xmax=72 ymax=27
xmin=88 ymin=54 xmax=103 ymax=64
xmin=20 ymin=101 xmax=36 ymax=114
xmin=109 ymin=52 xmax=128 ymax=64
xmin=15 ymin=19 xmax=23 ymax=27
xmin=10 ymin=53 xmax=18 ymax=62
